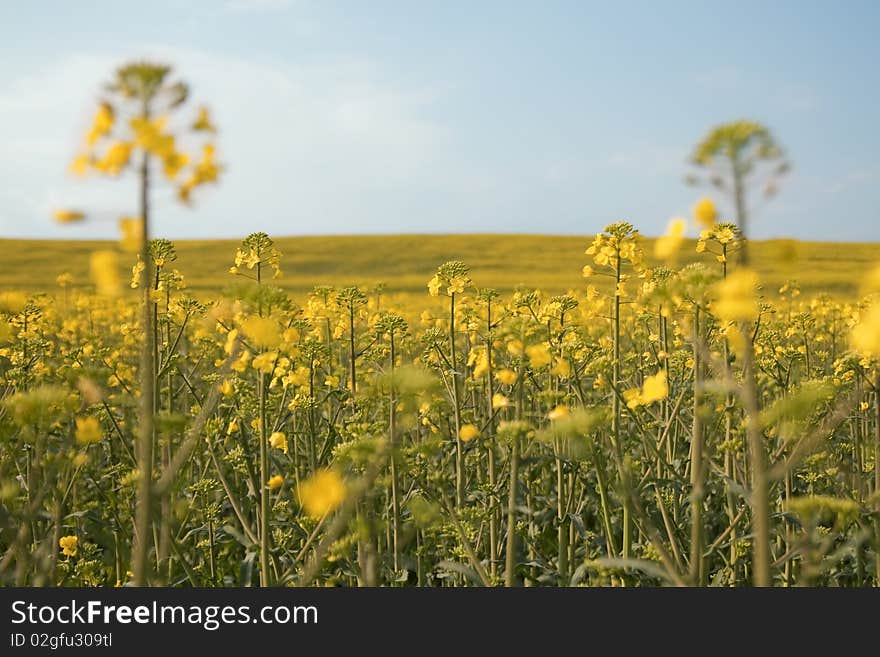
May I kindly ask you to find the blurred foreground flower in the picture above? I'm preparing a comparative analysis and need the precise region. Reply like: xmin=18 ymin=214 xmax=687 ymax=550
xmin=298 ymin=469 xmax=347 ymax=519
xmin=53 ymin=209 xmax=86 ymax=224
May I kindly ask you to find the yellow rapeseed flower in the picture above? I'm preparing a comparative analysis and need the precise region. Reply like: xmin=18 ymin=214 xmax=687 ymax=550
xmin=641 ymin=370 xmax=668 ymax=404
xmin=192 ymin=106 xmax=217 ymax=133
xmin=654 ymin=217 xmax=686 ymax=261
xmin=526 ymin=343 xmax=552 ymax=368
xmin=492 ymin=393 xmax=510 ymax=409
xmin=59 ymin=535 xmax=78 ymax=557
xmin=69 ymin=154 xmax=90 ymax=176
xmin=89 ymin=250 xmax=121 ymax=296
xmin=459 ymin=423 xmax=481 ymax=442
xmin=850 ymin=304 xmax=880 ymax=357
xmin=252 ymin=351 xmax=278 ymax=374
xmin=548 ymin=405 xmax=570 ymax=421
xmin=713 ymin=269 xmax=759 ymax=323
xmin=298 ymin=469 xmax=346 ymax=519
xmin=268 ymin=474 xmax=285 ymax=490
xmin=118 ymin=217 xmax=144 ymax=253
xmin=692 ymin=197 xmax=718 ymax=229
xmin=87 ymin=102 xmax=114 ymax=145
xmin=53 ymin=209 xmax=86 ymax=224
xmin=240 ymin=316 xmax=282 ymax=349
xmin=269 ymin=431 xmax=289 ymax=454
xmin=75 ymin=416 xmax=102 ymax=445
xmin=96 ymin=141 xmax=132 ymax=175
xmin=495 ymin=369 xmax=517 ymax=385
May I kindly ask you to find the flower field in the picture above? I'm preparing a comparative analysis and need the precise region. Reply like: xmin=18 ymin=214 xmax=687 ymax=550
xmin=2 ymin=224 xmax=880 ymax=587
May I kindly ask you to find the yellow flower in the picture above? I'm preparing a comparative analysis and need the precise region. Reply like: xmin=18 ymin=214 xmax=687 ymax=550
xmin=525 ymin=343 xmax=552 ymax=368
xmin=582 ymin=265 xmax=594 ymax=278
xmin=495 ymin=368 xmax=517 ymax=385
xmin=550 ymin=358 xmax=571 ymax=378
xmin=623 ymin=388 xmax=642 ymax=409
xmin=226 ymin=418 xmax=239 ymax=435
xmin=219 ymin=379 xmax=234 ymax=397
xmin=192 ymin=106 xmax=217 ymax=133
xmin=162 ymin=150 xmax=189 ymax=180
xmin=89 ymin=250 xmax=121 ymax=296
xmin=427 ymin=275 xmax=442 ymax=297
xmin=268 ymin=475 xmax=284 ymax=491
xmin=69 ymin=154 xmax=90 ymax=176
xmin=75 ymin=416 xmax=102 ymax=445
xmin=53 ymin=209 xmax=86 ymax=224
xmin=240 ymin=316 xmax=282 ymax=349
xmin=492 ymin=393 xmax=510 ymax=409
xmin=96 ymin=141 xmax=132 ymax=175
xmin=654 ymin=217 xmax=686 ymax=261
xmin=192 ymin=143 xmax=220 ymax=184
xmin=548 ymin=405 xmax=569 ymax=421
xmin=269 ymin=431 xmax=289 ymax=454
xmin=850 ymin=303 xmax=880 ymax=357
xmin=713 ymin=269 xmax=760 ymax=323
xmin=59 ymin=535 xmax=79 ymax=557
xmin=459 ymin=423 xmax=480 ymax=442
xmin=641 ymin=370 xmax=668 ymax=404
xmin=130 ymin=115 xmax=170 ymax=154
xmin=118 ymin=217 xmax=143 ymax=253
xmin=693 ymin=197 xmax=717 ymax=229
xmin=87 ymin=102 xmax=114 ymax=145
xmin=252 ymin=351 xmax=278 ymax=374
xmin=298 ymin=469 xmax=347 ymax=519
xmin=469 ymin=348 xmax=489 ymax=378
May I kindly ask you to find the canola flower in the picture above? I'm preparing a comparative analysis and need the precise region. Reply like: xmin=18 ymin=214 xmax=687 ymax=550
xmin=53 ymin=209 xmax=86 ymax=224
xmin=298 ymin=469 xmax=347 ymax=520
xmin=75 ymin=416 xmax=102 ymax=445
xmin=269 ymin=431 xmax=289 ymax=453
xmin=89 ymin=250 xmax=121 ymax=296
xmin=850 ymin=303 xmax=880 ymax=357
xmin=59 ymin=535 xmax=78 ymax=557
xmin=624 ymin=370 xmax=669 ymax=408
xmin=713 ymin=269 xmax=760 ymax=323
xmin=459 ymin=424 xmax=481 ymax=442
xmin=654 ymin=217 xmax=687 ymax=261
xmin=692 ymin=197 xmax=718 ymax=229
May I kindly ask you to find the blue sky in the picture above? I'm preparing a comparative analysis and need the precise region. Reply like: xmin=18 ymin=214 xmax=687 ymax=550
xmin=0 ymin=0 xmax=878 ymax=241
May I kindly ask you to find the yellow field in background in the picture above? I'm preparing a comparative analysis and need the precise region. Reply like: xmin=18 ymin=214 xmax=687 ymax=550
xmin=0 ymin=234 xmax=875 ymax=299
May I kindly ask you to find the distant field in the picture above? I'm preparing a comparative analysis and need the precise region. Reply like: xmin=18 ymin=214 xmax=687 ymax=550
xmin=0 ymin=234 xmax=875 ymax=299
